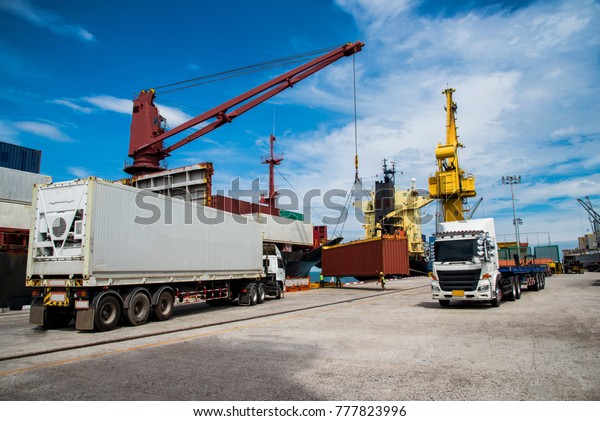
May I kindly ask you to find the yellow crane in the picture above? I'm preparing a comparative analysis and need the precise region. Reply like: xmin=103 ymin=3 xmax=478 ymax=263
xmin=428 ymin=88 xmax=476 ymax=222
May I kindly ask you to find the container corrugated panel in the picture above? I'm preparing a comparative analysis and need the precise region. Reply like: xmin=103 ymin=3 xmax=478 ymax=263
xmin=0 ymin=141 xmax=41 ymax=173
xmin=0 ymin=167 xmax=51 ymax=203
xmin=534 ymin=245 xmax=560 ymax=261
xmin=27 ymin=178 xmax=264 ymax=285
xmin=0 ymin=201 xmax=32 ymax=229
xmin=252 ymin=213 xmax=312 ymax=246
xmin=210 ymin=195 xmax=279 ymax=217
xmin=322 ymin=236 xmax=409 ymax=277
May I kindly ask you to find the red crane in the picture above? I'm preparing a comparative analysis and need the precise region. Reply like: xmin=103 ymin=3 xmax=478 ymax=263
xmin=125 ymin=41 xmax=364 ymax=176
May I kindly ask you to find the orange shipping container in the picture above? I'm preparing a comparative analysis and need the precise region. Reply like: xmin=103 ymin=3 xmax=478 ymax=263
xmin=322 ymin=236 xmax=409 ymax=278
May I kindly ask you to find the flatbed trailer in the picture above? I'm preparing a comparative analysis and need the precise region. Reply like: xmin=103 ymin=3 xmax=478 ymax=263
xmin=499 ymin=264 xmax=547 ymax=292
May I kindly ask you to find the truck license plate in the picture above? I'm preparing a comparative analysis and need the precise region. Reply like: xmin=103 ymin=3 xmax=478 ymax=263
xmin=452 ymin=290 xmax=465 ymax=297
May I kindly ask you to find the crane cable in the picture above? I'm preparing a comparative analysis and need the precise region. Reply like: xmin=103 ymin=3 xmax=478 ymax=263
xmin=152 ymin=45 xmax=342 ymax=95
xmin=331 ymin=55 xmax=365 ymax=238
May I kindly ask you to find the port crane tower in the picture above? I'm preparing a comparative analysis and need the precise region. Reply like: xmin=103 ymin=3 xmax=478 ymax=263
xmin=428 ymin=88 xmax=476 ymax=222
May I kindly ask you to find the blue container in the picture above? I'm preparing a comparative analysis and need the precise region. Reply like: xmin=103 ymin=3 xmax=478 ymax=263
xmin=0 ymin=141 xmax=41 ymax=173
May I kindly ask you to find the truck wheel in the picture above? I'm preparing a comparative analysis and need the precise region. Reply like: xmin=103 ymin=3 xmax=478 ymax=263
xmin=515 ymin=279 xmax=522 ymax=299
xmin=43 ymin=308 xmax=73 ymax=329
xmin=94 ymin=295 xmax=121 ymax=332
xmin=125 ymin=291 xmax=151 ymax=326
xmin=541 ymin=274 xmax=546 ymax=290
xmin=507 ymin=279 xmax=517 ymax=301
xmin=439 ymin=300 xmax=450 ymax=307
xmin=257 ymin=283 xmax=266 ymax=304
xmin=491 ymin=284 xmax=502 ymax=307
xmin=248 ymin=283 xmax=258 ymax=306
xmin=153 ymin=290 xmax=174 ymax=321
xmin=275 ymin=281 xmax=284 ymax=299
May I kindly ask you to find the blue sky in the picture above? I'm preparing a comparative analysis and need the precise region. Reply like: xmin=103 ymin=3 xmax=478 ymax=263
xmin=1 ymin=0 xmax=599 ymax=250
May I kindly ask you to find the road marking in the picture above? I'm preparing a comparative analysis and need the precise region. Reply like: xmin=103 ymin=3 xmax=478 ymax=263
xmin=0 ymin=313 xmax=305 ymax=378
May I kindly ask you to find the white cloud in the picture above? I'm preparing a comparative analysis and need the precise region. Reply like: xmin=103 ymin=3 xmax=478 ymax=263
xmin=80 ymin=95 xmax=194 ymax=129
xmin=50 ymin=98 xmax=93 ymax=113
xmin=13 ymin=120 xmax=71 ymax=142
xmin=271 ymin=0 xmax=600 ymax=244
xmin=82 ymin=95 xmax=132 ymax=114
xmin=155 ymin=103 xmax=194 ymax=128
xmin=0 ymin=121 xmax=20 ymax=144
xmin=0 ymin=0 xmax=96 ymax=42
xmin=67 ymin=166 xmax=90 ymax=178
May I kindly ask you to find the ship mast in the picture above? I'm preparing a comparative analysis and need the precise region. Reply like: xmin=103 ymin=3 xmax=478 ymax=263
xmin=260 ymin=134 xmax=283 ymax=209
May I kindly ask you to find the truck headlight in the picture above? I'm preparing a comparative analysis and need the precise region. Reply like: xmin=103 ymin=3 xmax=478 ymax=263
xmin=432 ymin=284 xmax=440 ymax=292
xmin=477 ymin=283 xmax=490 ymax=292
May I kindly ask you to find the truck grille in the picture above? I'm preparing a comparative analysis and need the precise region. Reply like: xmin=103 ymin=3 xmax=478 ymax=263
xmin=437 ymin=269 xmax=481 ymax=291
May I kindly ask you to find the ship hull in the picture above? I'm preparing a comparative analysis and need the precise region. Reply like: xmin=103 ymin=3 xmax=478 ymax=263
xmin=282 ymin=237 xmax=343 ymax=278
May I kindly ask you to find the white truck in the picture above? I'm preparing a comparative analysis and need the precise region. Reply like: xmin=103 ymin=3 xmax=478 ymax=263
xmin=430 ymin=218 xmax=545 ymax=307
xmin=26 ymin=178 xmax=285 ymax=331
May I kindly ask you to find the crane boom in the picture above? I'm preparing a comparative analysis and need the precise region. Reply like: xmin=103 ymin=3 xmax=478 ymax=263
xmin=126 ymin=41 xmax=364 ymax=176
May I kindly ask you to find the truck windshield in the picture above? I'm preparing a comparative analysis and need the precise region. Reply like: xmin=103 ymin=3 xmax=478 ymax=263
xmin=434 ymin=239 xmax=477 ymax=262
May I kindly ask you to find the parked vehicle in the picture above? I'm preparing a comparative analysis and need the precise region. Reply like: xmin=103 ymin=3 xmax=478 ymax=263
xmin=26 ymin=178 xmax=285 ymax=331
xmin=430 ymin=218 xmax=546 ymax=307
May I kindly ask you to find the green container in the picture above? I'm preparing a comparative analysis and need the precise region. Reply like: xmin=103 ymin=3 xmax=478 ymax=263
xmin=279 ymin=209 xmax=304 ymax=221
xmin=534 ymin=245 xmax=560 ymax=261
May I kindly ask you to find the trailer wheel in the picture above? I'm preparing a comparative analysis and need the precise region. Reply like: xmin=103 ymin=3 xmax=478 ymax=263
xmin=153 ymin=290 xmax=174 ymax=321
xmin=439 ymin=300 xmax=450 ymax=307
xmin=536 ymin=273 xmax=541 ymax=291
xmin=491 ymin=284 xmax=502 ymax=307
xmin=248 ymin=283 xmax=258 ymax=306
xmin=94 ymin=295 xmax=121 ymax=332
xmin=257 ymin=283 xmax=266 ymax=304
xmin=541 ymin=273 xmax=546 ymax=290
xmin=125 ymin=291 xmax=151 ymax=326
xmin=507 ymin=279 xmax=517 ymax=301
xmin=527 ymin=275 xmax=537 ymax=291
xmin=43 ymin=307 xmax=73 ymax=329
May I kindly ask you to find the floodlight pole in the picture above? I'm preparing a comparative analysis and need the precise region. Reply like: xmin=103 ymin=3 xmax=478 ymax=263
xmin=502 ymin=175 xmax=522 ymax=263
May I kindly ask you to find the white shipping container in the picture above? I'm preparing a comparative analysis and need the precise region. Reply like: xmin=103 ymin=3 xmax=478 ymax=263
xmin=252 ymin=213 xmax=313 ymax=246
xmin=27 ymin=178 xmax=264 ymax=286
xmin=0 ymin=167 xmax=51 ymax=203
xmin=0 ymin=200 xmax=32 ymax=229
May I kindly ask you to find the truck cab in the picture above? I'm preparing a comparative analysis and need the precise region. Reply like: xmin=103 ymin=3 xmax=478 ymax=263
xmin=430 ymin=218 xmax=503 ymax=307
xmin=262 ymin=243 xmax=285 ymax=282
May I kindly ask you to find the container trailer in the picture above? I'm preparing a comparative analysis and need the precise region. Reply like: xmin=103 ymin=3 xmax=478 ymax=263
xmin=430 ymin=218 xmax=546 ymax=307
xmin=26 ymin=178 xmax=285 ymax=331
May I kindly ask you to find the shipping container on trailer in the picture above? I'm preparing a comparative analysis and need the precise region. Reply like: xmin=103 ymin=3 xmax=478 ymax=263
xmin=321 ymin=236 xmax=409 ymax=279
xmin=26 ymin=178 xmax=286 ymax=331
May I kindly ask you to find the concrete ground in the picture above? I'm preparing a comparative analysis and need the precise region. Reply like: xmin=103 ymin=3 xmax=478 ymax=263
xmin=0 ymin=272 xmax=599 ymax=401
